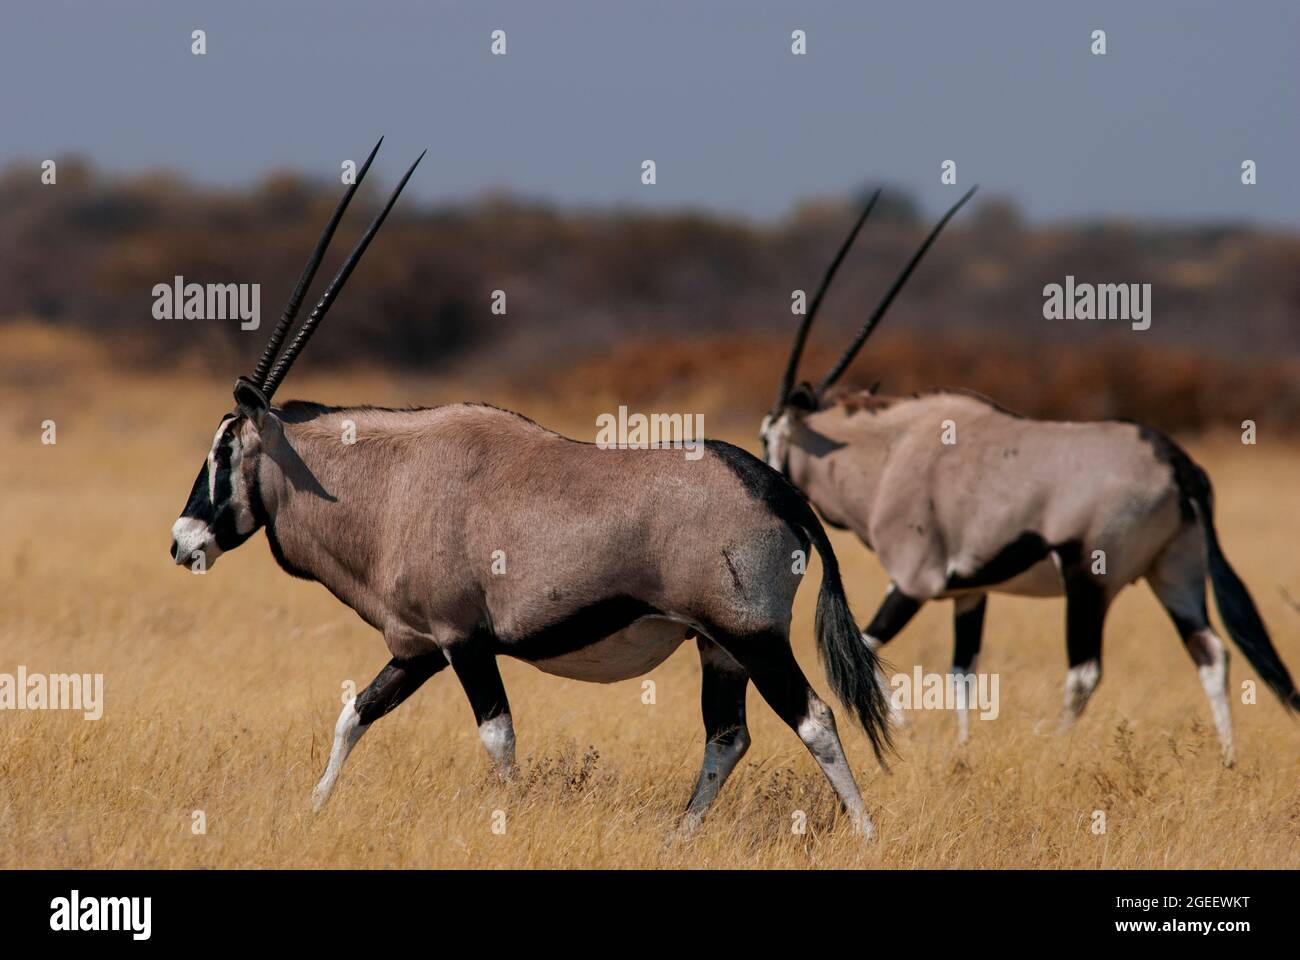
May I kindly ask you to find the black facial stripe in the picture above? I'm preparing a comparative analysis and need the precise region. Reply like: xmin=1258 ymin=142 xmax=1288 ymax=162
xmin=181 ymin=419 xmax=236 ymax=522
xmin=180 ymin=462 xmax=214 ymax=520
xmin=209 ymin=423 xmax=251 ymax=550
xmin=176 ymin=416 xmax=262 ymax=553
xmin=211 ymin=440 xmax=233 ymax=507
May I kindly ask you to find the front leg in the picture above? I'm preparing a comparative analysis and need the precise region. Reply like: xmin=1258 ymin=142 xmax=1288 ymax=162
xmin=862 ymin=584 xmax=924 ymax=727
xmin=1058 ymin=554 xmax=1110 ymax=731
xmin=951 ymin=593 xmax=987 ymax=744
xmin=313 ymin=652 xmax=446 ymax=811
xmin=446 ymin=640 xmax=516 ymax=779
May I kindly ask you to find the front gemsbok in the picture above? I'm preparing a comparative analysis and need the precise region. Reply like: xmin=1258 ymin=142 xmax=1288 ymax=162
xmin=759 ymin=187 xmax=1299 ymax=763
xmin=169 ymin=140 xmax=891 ymax=837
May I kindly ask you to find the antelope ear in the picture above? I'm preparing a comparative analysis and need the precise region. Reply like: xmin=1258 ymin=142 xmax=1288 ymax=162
xmin=233 ymin=377 xmax=270 ymax=428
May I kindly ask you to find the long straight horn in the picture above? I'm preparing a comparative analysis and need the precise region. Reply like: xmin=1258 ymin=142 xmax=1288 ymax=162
xmin=251 ymin=137 xmax=384 ymax=390
xmin=773 ymin=188 xmax=881 ymax=413
xmin=817 ymin=184 xmax=977 ymax=393
xmin=262 ymin=149 xmax=427 ymax=399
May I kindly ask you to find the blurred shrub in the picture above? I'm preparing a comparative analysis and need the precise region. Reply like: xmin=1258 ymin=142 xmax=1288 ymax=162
xmin=1 ymin=157 xmax=1297 ymax=434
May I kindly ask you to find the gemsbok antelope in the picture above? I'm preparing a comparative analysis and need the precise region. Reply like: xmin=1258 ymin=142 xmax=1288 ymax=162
xmin=169 ymin=140 xmax=892 ymax=837
xmin=759 ymin=187 xmax=1299 ymax=763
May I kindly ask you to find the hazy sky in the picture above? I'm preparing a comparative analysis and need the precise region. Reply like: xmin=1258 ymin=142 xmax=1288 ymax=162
xmin=3 ymin=0 xmax=1296 ymax=224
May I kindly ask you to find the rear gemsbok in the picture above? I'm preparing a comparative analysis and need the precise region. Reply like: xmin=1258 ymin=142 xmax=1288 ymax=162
xmin=760 ymin=187 xmax=1299 ymax=763
xmin=169 ymin=140 xmax=891 ymax=838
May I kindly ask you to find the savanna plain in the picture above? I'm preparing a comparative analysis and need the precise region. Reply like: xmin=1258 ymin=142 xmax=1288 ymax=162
xmin=1 ymin=325 xmax=1297 ymax=869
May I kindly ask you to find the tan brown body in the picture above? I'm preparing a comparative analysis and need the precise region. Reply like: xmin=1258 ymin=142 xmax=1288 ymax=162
xmin=783 ymin=390 xmax=1182 ymax=601
xmin=759 ymin=181 xmax=1295 ymax=760
xmin=260 ymin=401 xmax=799 ymax=667
xmin=760 ymin=387 xmax=1298 ymax=759
xmin=176 ymin=398 xmax=892 ymax=833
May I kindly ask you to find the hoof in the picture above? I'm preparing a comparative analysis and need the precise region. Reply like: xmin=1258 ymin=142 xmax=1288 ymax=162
xmin=852 ymin=813 xmax=877 ymax=841
xmin=662 ymin=816 xmax=701 ymax=853
xmin=673 ymin=813 xmax=703 ymax=841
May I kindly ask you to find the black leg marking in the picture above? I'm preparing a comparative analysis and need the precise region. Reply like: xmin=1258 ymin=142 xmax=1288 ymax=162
xmin=1145 ymin=538 xmax=1237 ymax=764
xmin=447 ymin=642 xmax=510 ymax=724
xmin=447 ymin=639 xmax=516 ymax=775
xmin=951 ymin=594 xmax=987 ymax=743
xmin=313 ymin=653 xmax=448 ymax=811
xmin=863 ymin=586 xmax=922 ymax=645
xmin=713 ymin=633 xmax=810 ymax=728
xmin=709 ymin=629 xmax=872 ymax=836
xmin=1154 ymin=590 xmax=1209 ymax=642
xmin=862 ymin=586 xmax=920 ymax=729
xmin=355 ymin=653 xmax=447 ymax=725
xmin=1063 ymin=577 xmax=1107 ymax=669
xmin=952 ymin=595 xmax=987 ymax=671
xmin=1056 ymin=548 xmax=1109 ymax=724
xmin=680 ymin=639 xmax=751 ymax=834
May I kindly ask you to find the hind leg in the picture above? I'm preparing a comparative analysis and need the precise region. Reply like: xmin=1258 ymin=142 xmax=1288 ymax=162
xmin=1058 ymin=553 xmax=1111 ymax=731
xmin=313 ymin=652 xmax=447 ymax=810
xmin=678 ymin=638 xmax=752 ymax=837
xmin=862 ymin=584 xmax=924 ymax=727
xmin=951 ymin=593 xmax=987 ymax=744
xmin=712 ymin=629 xmax=873 ymax=838
xmin=1146 ymin=528 xmax=1234 ymax=766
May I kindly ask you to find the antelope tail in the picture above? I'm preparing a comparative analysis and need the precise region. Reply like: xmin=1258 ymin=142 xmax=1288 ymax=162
xmin=792 ymin=496 xmax=895 ymax=762
xmin=703 ymin=439 xmax=894 ymax=759
xmin=1190 ymin=468 xmax=1300 ymax=713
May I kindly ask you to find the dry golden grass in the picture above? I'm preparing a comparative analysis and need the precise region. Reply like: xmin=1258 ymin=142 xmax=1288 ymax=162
xmin=1 ymin=324 xmax=1297 ymax=869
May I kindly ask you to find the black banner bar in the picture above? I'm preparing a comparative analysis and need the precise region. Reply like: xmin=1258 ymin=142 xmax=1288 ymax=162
xmin=0 ymin=869 xmax=1287 ymax=945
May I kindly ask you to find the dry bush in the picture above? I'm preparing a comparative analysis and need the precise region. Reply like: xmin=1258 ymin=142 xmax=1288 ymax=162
xmin=3 ymin=156 xmax=1298 ymax=395
xmin=551 ymin=330 xmax=1300 ymax=435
